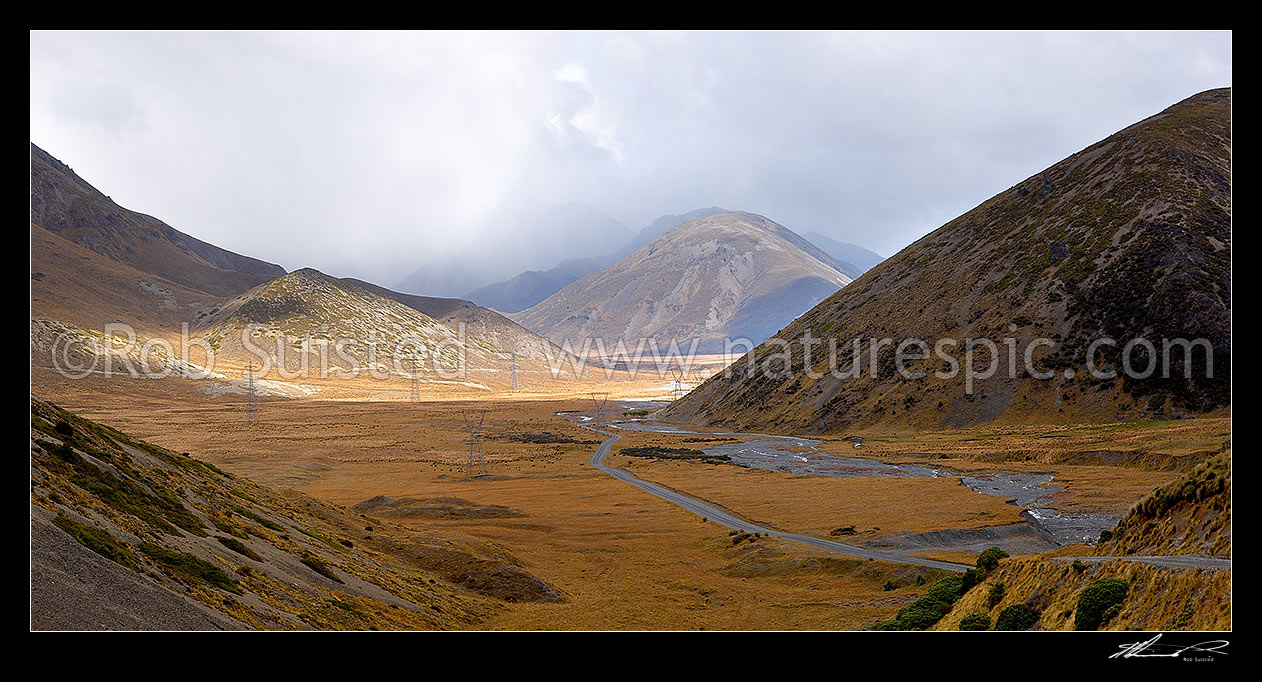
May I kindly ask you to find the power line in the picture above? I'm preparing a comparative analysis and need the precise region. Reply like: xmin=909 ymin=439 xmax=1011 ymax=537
xmin=462 ymin=408 xmax=489 ymax=477
xmin=245 ymin=361 xmax=259 ymax=425
xmin=671 ymin=367 xmax=687 ymax=401
xmin=590 ymin=392 xmax=609 ymax=426
xmin=510 ymin=351 xmax=521 ymax=393
xmin=410 ymin=354 xmax=421 ymax=404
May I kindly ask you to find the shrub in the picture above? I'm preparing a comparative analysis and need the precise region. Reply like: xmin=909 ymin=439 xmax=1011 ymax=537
xmin=873 ymin=575 xmax=967 ymax=630
xmin=301 ymin=553 xmax=344 ymax=583
xmin=1074 ymin=577 xmax=1128 ymax=631
xmin=53 ymin=515 xmax=138 ymax=570
xmin=959 ymin=613 xmax=991 ymax=631
xmin=216 ymin=535 xmax=262 ymax=561
xmin=1098 ymin=529 xmax=1114 ymax=542
xmin=995 ymin=603 xmax=1041 ymax=631
xmin=1071 ymin=560 xmax=1088 ymax=574
xmin=988 ymin=582 xmax=1006 ymax=608
xmin=883 ymin=580 xmax=897 ymax=591
xmin=140 ymin=543 xmax=241 ymax=594
xmin=976 ymin=547 xmax=1010 ymax=574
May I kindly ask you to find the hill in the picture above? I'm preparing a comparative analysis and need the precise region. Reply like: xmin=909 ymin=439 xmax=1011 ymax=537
xmin=511 ymin=211 xmax=854 ymax=353
xmin=662 ymin=88 xmax=1231 ymax=431
xmin=341 ymin=278 xmax=566 ymax=362
xmin=196 ymin=269 xmax=515 ymax=377
xmin=30 ymin=398 xmax=558 ymax=630
xmin=1097 ymin=450 xmax=1230 ymax=558
xmin=30 ymin=143 xmax=284 ymax=298
xmin=31 ymin=224 xmax=219 ymax=334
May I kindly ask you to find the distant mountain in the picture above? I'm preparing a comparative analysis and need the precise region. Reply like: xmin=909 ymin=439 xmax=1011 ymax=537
xmin=464 ymin=207 xmax=729 ymax=313
xmin=396 ymin=201 xmax=632 ymax=297
xmin=662 ymin=88 xmax=1231 ymax=431
xmin=30 ymin=143 xmax=284 ymax=298
xmin=800 ymin=232 xmax=883 ymax=275
xmin=511 ymin=211 xmax=854 ymax=353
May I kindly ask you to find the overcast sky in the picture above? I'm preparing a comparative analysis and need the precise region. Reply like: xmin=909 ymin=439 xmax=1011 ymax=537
xmin=30 ymin=30 xmax=1231 ymax=286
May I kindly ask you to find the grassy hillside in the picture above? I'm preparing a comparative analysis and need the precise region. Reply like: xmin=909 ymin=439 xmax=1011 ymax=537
xmin=663 ymin=88 xmax=1230 ymax=432
xmin=30 ymin=398 xmax=558 ymax=630
xmin=932 ymin=556 xmax=1229 ymax=631
xmin=1097 ymin=450 xmax=1230 ymax=558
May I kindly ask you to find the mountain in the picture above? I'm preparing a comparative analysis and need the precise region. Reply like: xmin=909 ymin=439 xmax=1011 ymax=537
xmin=661 ymin=88 xmax=1231 ymax=431
xmin=30 ymin=143 xmax=285 ymax=298
xmin=615 ymin=207 xmax=730 ymax=260
xmin=464 ymin=207 xmax=729 ymax=313
xmin=31 ymin=398 xmax=557 ymax=630
xmin=800 ymin=232 xmax=883 ymax=275
xmin=395 ymin=201 xmax=632 ymax=297
xmin=510 ymin=211 xmax=855 ymax=353
xmin=461 ymin=258 xmax=607 ymax=314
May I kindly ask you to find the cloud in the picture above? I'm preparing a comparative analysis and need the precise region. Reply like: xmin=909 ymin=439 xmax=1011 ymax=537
xmin=29 ymin=30 xmax=1231 ymax=287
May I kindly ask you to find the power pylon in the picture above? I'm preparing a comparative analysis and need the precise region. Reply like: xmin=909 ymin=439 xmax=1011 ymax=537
xmin=245 ymin=361 xmax=259 ymax=425
xmin=462 ymin=409 xmax=489 ymax=477
xmin=590 ymin=392 xmax=609 ymax=426
xmin=670 ymin=368 xmax=687 ymax=400
xmin=409 ymin=354 xmax=421 ymax=404
xmin=510 ymin=351 xmax=521 ymax=393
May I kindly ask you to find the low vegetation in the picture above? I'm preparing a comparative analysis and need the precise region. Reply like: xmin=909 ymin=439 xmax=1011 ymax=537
xmin=619 ymin=446 xmax=730 ymax=464
xmin=1074 ymin=577 xmax=1128 ymax=631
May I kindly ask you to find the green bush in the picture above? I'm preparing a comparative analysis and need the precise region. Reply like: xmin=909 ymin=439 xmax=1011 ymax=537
xmin=995 ymin=603 xmax=1041 ymax=631
xmin=1074 ymin=577 xmax=1128 ymax=631
xmin=976 ymin=547 xmax=1010 ymax=574
xmin=959 ymin=613 xmax=991 ymax=631
xmin=1098 ymin=529 xmax=1114 ymax=542
xmin=987 ymin=582 xmax=1006 ymax=608
xmin=873 ymin=575 xmax=967 ymax=630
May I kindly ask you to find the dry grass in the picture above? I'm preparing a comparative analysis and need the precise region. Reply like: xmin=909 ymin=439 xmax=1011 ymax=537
xmin=32 ymin=369 xmax=1229 ymax=630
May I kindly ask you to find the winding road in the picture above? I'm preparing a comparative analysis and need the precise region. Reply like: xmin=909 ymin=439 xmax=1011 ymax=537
xmin=585 ymin=423 xmax=1233 ymax=574
xmin=586 ymin=427 xmax=971 ymax=571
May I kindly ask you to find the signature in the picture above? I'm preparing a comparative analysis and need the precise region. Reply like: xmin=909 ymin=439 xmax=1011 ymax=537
xmin=1111 ymin=634 xmax=1229 ymax=660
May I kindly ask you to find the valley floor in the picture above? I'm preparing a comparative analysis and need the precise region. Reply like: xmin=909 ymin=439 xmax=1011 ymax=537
xmin=30 ymin=370 xmax=1230 ymax=630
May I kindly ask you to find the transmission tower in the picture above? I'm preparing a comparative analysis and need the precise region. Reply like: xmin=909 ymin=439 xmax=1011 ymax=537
xmin=671 ymin=367 xmax=687 ymax=400
xmin=409 ymin=354 xmax=421 ymax=404
xmin=245 ymin=361 xmax=259 ymax=425
xmin=590 ymin=392 xmax=609 ymax=426
xmin=510 ymin=351 xmax=521 ymax=393
xmin=462 ymin=409 xmax=489 ymax=477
